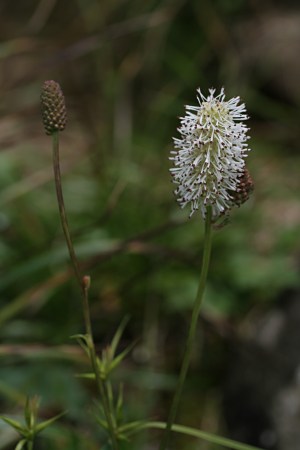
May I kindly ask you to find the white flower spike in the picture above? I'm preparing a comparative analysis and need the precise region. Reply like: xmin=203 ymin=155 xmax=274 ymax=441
xmin=170 ymin=88 xmax=251 ymax=220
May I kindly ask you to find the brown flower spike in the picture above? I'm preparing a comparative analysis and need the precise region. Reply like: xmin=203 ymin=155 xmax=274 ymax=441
xmin=231 ymin=167 xmax=254 ymax=207
xmin=41 ymin=80 xmax=67 ymax=135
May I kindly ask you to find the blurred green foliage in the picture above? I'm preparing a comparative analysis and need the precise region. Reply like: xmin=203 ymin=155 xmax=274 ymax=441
xmin=0 ymin=0 xmax=300 ymax=448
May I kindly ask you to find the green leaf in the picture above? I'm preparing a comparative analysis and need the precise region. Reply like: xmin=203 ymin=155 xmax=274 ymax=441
xmin=15 ymin=439 xmax=27 ymax=450
xmin=106 ymin=381 xmax=114 ymax=410
xmin=96 ymin=356 xmax=106 ymax=376
xmin=110 ymin=316 xmax=130 ymax=359
xmin=115 ymin=432 xmax=129 ymax=442
xmin=118 ymin=420 xmax=148 ymax=434
xmin=24 ymin=396 xmax=39 ymax=429
xmin=70 ymin=333 xmax=88 ymax=341
xmin=75 ymin=372 xmax=95 ymax=379
xmin=70 ymin=334 xmax=90 ymax=353
xmin=107 ymin=341 xmax=136 ymax=374
xmin=116 ymin=384 xmax=124 ymax=422
xmin=35 ymin=411 xmax=66 ymax=434
xmin=95 ymin=416 xmax=108 ymax=430
xmin=24 ymin=397 xmax=31 ymax=428
xmin=0 ymin=416 xmax=25 ymax=435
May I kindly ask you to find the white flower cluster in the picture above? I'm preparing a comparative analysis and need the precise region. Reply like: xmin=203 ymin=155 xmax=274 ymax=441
xmin=170 ymin=88 xmax=251 ymax=220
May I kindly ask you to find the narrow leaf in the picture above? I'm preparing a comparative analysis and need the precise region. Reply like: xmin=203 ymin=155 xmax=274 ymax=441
xmin=108 ymin=341 xmax=136 ymax=374
xmin=95 ymin=417 xmax=108 ymax=430
xmin=75 ymin=372 xmax=95 ymax=379
xmin=70 ymin=334 xmax=90 ymax=355
xmin=24 ymin=397 xmax=31 ymax=428
xmin=118 ymin=420 xmax=148 ymax=433
xmin=116 ymin=384 xmax=124 ymax=422
xmin=0 ymin=416 xmax=25 ymax=435
xmin=15 ymin=439 xmax=27 ymax=450
xmin=110 ymin=316 xmax=130 ymax=358
xmin=35 ymin=411 xmax=66 ymax=434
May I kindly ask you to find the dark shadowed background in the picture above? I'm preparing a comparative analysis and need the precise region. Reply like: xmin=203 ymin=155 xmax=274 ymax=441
xmin=0 ymin=0 xmax=300 ymax=449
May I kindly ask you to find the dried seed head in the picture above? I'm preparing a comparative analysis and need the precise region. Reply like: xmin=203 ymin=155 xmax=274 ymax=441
xmin=41 ymin=80 xmax=67 ymax=135
xmin=230 ymin=167 xmax=254 ymax=207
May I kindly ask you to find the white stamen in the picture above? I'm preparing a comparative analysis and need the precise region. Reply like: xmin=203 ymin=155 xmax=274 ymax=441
xmin=170 ymin=88 xmax=251 ymax=219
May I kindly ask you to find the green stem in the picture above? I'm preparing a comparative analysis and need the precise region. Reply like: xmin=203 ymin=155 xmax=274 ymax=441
xmin=27 ymin=438 xmax=33 ymax=450
xmin=159 ymin=207 xmax=213 ymax=450
xmin=51 ymin=132 xmax=119 ymax=450
xmin=82 ymin=282 xmax=118 ymax=449
xmin=126 ymin=421 xmax=264 ymax=450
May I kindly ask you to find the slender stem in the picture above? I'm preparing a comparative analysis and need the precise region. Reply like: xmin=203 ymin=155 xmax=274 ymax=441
xmin=82 ymin=281 xmax=119 ymax=449
xmin=127 ymin=422 xmax=264 ymax=450
xmin=52 ymin=132 xmax=82 ymax=290
xmin=159 ymin=207 xmax=213 ymax=450
xmin=27 ymin=439 xmax=33 ymax=450
xmin=51 ymin=132 xmax=119 ymax=450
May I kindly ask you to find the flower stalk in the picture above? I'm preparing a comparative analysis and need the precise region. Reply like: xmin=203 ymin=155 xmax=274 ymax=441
xmin=41 ymin=80 xmax=119 ymax=450
xmin=52 ymin=132 xmax=82 ymax=288
xmin=159 ymin=206 xmax=213 ymax=450
xmin=126 ymin=421 xmax=264 ymax=450
xmin=160 ymin=87 xmax=253 ymax=450
xmin=51 ymin=131 xmax=119 ymax=450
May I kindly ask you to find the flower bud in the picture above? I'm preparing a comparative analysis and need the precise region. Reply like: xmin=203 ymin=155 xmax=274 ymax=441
xmin=82 ymin=275 xmax=91 ymax=290
xmin=41 ymin=80 xmax=67 ymax=135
